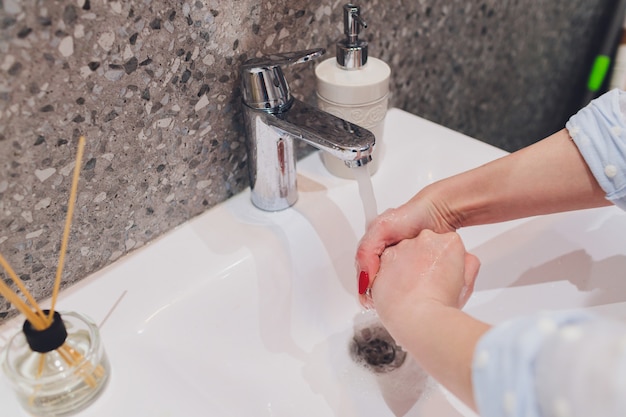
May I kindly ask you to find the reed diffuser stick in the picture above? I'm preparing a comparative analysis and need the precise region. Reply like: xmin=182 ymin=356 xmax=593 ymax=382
xmin=48 ymin=136 xmax=85 ymax=321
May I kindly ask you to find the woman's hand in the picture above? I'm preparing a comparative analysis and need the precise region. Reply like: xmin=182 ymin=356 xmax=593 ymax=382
xmin=356 ymin=192 xmax=459 ymax=307
xmin=371 ymin=230 xmax=480 ymax=317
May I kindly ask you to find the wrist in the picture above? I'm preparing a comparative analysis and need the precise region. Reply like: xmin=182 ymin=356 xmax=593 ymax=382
xmin=409 ymin=298 xmax=459 ymax=320
xmin=412 ymin=182 xmax=466 ymax=232
xmin=376 ymin=295 xmax=454 ymax=331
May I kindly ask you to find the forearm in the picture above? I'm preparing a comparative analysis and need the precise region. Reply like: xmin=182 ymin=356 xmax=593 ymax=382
xmin=379 ymin=301 xmax=490 ymax=411
xmin=420 ymin=128 xmax=610 ymax=229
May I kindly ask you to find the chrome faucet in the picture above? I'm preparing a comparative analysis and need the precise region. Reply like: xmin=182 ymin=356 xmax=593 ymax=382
xmin=240 ymin=48 xmax=376 ymax=211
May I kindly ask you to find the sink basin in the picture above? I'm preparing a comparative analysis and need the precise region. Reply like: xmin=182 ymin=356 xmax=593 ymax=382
xmin=2 ymin=108 xmax=625 ymax=416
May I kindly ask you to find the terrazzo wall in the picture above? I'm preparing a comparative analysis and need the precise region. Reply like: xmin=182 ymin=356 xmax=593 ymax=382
xmin=0 ymin=0 xmax=613 ymax=321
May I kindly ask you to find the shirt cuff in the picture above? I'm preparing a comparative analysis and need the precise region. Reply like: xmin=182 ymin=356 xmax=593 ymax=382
xmin=566 ymin=89 xmax=626 ymax=210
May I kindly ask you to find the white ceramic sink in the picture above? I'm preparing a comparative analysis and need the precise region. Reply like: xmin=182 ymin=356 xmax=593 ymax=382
xmin=2 ymin=108 xmax=626 ymax=416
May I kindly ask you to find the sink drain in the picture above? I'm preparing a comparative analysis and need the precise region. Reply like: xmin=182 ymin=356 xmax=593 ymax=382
xmin=350 ymin=322 xmax=406 ymax=374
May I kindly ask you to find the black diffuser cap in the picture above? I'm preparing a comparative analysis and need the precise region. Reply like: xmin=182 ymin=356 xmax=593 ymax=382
xmin=23 ymin=310 xmax=67 ymax=353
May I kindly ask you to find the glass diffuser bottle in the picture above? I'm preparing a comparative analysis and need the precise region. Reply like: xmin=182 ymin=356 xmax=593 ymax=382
xmin=1 ymin=310 xmax=110 ymax=416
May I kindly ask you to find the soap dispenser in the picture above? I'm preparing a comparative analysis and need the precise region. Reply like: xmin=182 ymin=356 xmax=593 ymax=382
xmin=315 ymin=3 xmax=391 ymax=178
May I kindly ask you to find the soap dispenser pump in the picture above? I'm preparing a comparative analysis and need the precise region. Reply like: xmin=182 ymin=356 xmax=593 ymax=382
xmin=315 ymin=3 xmax=391 ymax=178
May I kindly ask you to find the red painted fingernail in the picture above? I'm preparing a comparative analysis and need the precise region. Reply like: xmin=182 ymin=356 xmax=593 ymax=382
xmin=358 ymin=271 xmax=369 ymax=295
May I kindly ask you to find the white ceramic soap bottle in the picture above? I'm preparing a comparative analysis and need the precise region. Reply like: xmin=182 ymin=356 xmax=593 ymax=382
xmin=315 ymin=3 xmax=391 ymax=178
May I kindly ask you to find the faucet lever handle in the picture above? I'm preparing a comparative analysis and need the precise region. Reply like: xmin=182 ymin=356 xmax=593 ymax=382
xmin=241 ymin=48 xmax=325 ymax=112
xmin=241 ymin=48 xmax=325 ymax=71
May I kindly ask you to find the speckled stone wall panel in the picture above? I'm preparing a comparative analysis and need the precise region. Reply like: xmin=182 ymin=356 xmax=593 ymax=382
xmin=0 ymin=0 xmax=613 ymax=321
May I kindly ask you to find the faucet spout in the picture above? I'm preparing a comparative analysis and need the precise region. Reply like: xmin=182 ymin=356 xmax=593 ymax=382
xmin=273 ymin=99 xmax=375 ymax=167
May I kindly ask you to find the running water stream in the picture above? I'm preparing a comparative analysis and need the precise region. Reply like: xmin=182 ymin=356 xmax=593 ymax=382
xmin=350 ymin=165 xmax=431 ymax=415
xmin=352 ymin=165 xmax=378 ymax=228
